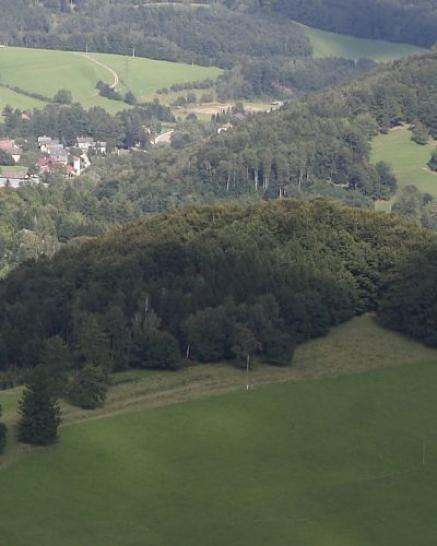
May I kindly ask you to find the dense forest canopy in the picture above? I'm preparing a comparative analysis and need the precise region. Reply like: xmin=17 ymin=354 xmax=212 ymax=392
xmin=0 ymin=200 xmax=433 ymax=377
xmin=259 ymin=0 xmax=437 ymax=48
xmin=0 ymin=0 xmax=311 ymax=67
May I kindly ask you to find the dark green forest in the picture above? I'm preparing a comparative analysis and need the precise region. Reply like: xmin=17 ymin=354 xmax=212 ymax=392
xmin=0 ymin=200 xmax=433 ymax=381
xmin=379 ymin=240 xmax=437 ymax=345
xmin=261 ymin=0 xmax=437 ymax=47
xmin=0 ymin=0 xmax=311 ymax=67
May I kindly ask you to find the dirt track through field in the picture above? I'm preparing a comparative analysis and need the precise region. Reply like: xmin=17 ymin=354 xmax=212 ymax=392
xmin=79 ymin=53 xmax=119 ymax=89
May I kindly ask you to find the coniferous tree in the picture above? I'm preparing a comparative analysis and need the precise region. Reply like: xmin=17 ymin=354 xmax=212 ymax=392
xmin=68 ymin=365 xmax=108 ymax=410
xmin=18 ymin=370 xmax=61 ymax=446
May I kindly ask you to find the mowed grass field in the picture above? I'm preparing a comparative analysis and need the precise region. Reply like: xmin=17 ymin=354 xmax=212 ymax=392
xmin=3 ymin=316 xmax=437 ymax=545
xmin=0 ymin=47 xmax=221 ymax=113
xmin=371 ymin=127 xmax=437 ymax=197
xmin=300 ymin=23 xmax=425 ymax=61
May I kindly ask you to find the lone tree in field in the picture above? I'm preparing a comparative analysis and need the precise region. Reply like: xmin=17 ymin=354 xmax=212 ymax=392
xmin=412 ymin=120 xmax=430 ymax=145
xmin=428 ymin=149 xmax=437 ymax=172
xmin=0 ymin=404 xmax=7 ymax=455
xmin=18 ymin=369 xmax=61 ymax=446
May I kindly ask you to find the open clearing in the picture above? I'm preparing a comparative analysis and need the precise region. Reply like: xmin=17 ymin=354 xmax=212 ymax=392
xmin=300 ymin=23 xmax=425 ymax=61
xmin=3 ymin=316 xmax=437 ymax=545
xmin=371 ymin=127 xmax=437 ymax=197
xmin=0 ymin=47 xmax=221 ymax=114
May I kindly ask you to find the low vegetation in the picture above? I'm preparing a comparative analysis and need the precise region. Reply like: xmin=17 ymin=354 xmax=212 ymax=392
xmin=371 ymin=127 xmax=437 ymax=197
xmin=3 ymin=355 xmax=437 ymax=545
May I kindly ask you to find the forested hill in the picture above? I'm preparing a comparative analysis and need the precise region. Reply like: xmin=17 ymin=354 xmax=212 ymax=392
xmin=0 ymin=0 xmax=311 ymax=67
xmin=0 ymin=200 xmax=434 ymax=377
xmin=259 ymin=0 xmax=437 ymax=48
xmin=148 ymin=49 xmax=437 ymax=203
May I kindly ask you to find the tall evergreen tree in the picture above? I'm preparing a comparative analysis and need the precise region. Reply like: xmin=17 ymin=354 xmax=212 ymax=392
xmin=18 ymin=370 xmax=61 ymax=446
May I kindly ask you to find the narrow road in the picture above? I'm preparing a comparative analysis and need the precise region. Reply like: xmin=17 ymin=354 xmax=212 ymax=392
xmin=79 ymin=53 xmax=120 ymax=89
xmin=154 ymin=130 xmax=174 ymax=145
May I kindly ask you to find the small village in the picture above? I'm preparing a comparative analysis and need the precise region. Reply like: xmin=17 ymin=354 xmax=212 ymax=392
xmin=0 ymin=136 xmax=108 ymax=188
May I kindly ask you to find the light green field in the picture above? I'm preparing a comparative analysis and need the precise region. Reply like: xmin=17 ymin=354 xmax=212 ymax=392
xmin=371 ymin=127 xmax=437 ymax=197
xmin=0 ymin=47 xmax=221 ymax=114
xmin=300 ymin=23 xmax=425 ymax=61
xmin=3 ymin=316 xmax=437 ymax=545
xmin=91 ymin=52 xmax=221 ymax=101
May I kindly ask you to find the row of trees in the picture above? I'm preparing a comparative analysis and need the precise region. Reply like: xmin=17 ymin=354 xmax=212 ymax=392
xmin=2 ymin=101 xmax=174 ymax=149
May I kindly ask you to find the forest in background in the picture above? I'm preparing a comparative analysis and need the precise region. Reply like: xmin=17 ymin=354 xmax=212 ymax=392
xmin=2 ymin=49 xmax=437 ymax=275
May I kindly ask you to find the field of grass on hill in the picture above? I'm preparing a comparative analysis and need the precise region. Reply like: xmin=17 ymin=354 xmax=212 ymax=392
xmin=3 ymin=315 xmax=437 ymax=545
xmin=371 ymin=127 xmax=437 ymax=197
xmin=0 ymin=47 xmax=221 ymax=114
xmin=300 ymin=23 xmax=425 ymax=61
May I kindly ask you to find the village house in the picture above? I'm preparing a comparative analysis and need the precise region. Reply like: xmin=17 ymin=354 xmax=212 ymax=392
xmin=0 ymin=168 xmax=29 ymax=189
xmin=38 ymin=136 xmax=60 ymax=153
xmin=37 ymin=154 xmax=81 ymax=177
xmin=76 ymin=137 xmax=94 ymax=151
xmin=217 ymin=123 xmax=233 ymax=134
xmin=76 ymin=137 xmax=107 ymax=154
xmin=0 ymin=139 xmax=23 ymax=162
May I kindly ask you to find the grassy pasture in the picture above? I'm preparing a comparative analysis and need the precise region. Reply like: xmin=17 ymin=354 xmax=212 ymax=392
xmin=0 ymin=47 xmax=221 ymax=114
xmin=371 ymin=127 xmax=437 ymax=197
xmin=2 ymin=316 xmax=437 ymax=544
xmin=300 ymin=23 xmax=425 ymax=61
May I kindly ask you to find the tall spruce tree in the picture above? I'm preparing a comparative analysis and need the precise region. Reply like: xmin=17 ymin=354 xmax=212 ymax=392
xmin=18 ymin=370 xmax=61 ymax=446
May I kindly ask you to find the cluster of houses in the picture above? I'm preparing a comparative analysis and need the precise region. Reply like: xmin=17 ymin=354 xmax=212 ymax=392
xmin=0 ymin=136 xmax=107 ymax=189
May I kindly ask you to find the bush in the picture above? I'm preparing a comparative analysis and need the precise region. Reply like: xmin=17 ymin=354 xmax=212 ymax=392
xmin=0 ymin=150 xmax=15 ymax=166
xmin=54 ymin=89 xmax=73 ymax=104
xmin=428 ymin=150 xmax=437 ymax=172
xmin=134 ymin=332 xmax=182 ymax=370
xmin=68 ymin=365 xmax=108 ymax=409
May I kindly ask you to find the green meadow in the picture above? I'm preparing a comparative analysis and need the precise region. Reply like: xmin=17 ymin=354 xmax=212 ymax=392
xmin=3 ymin=316 xmax=437 ymax=545
xmin=0 ymin=47 xmax=221 ymax=114
xmin=371 ymin=127 xmax=437 ymax=196
xmin=300 ymin=24 xmax=425 ymax=61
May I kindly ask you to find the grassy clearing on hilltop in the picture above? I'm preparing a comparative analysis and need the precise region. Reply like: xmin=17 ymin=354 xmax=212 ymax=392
xmin=300 ymin=23 xmax=425 ymax=61
xmin=371 ymin=127 xmax=437 ymax=197
xmin=2 ymin=316 xmax=437 ymax=545
xmin=0 ymin=47 xmax=221 ymax=114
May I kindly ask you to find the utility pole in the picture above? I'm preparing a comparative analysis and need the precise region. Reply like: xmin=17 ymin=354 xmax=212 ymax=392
xmin=132 ymin=47 xmax=136 ymax=58
xmin=246 ymin=354 xmax=250 ymax=391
